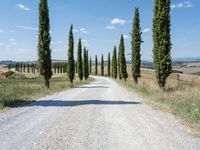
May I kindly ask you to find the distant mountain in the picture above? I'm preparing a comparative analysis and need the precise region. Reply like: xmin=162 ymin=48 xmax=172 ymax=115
xmin=0 ymin=61 xmax=16 ymax=65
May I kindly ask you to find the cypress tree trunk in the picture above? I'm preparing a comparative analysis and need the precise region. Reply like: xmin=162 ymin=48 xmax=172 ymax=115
xmin=132 ymin=7 xmax=142 ymax=84
xmin=107 ymin=52 xmax=111 ymax=77
xmin=95 ymin=55 xmax=98 ymax=75
xmin=38 ymin=0 xmax=52 ymax=88
xmin=101 ymin=54 xmax=104 ymax=76
xmin=67 ymin=25 xmax=75 ymax=84
xmin=112 ymin=46 xmax=118 ymax=79
xmin=119 ymin=35 xmax=128 ymax=81
xmin=153 ymin=0 xmax=172 ymax=90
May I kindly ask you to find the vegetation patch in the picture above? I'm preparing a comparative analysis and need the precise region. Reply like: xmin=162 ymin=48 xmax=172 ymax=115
xmin=116 ymin=68 xmax=200 ymax=134
xmin=0 ymin=75 xmax=93 ymax=109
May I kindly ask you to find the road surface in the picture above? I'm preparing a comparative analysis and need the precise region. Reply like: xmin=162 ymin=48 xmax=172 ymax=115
xmin=0 ymin=76 xmax=199 ymax=150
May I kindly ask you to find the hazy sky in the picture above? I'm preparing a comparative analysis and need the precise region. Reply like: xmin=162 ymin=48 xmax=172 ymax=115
xmin=0 ymin=0 xmax=199 ymax=61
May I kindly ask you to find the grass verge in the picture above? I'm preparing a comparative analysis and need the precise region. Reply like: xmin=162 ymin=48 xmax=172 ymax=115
xmin=0 ymin=74 xmax=93 ymax=109
xmin=116 ymin=68 xmax=200 ymax=135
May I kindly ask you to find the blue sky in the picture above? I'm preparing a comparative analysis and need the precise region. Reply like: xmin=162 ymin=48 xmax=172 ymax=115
xmin=0 ymin=0 xmax=199 ymax=61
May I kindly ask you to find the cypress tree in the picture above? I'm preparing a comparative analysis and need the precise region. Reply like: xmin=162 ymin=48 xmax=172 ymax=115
xmin=86 ymin=50 xmax=89 ymax=79
xmin=101 ymin=54 xmax=104 ymax=76
xmin=118 ymin=45 xmax=122 ymax=80
xmin=132 ymin=7 xmax=142 ymax=84
xmin=33 ymin=63 xmax=36 ymax=74
xmin=112 ymin=46 xmax=118 ymax=79
xmin=77 ymin=39 xmax=83 ymax=81
xmin=20 ymin=63 xmax=23 ymax=73
xmin=75 ymin=61 xmax=77 ymax=73
xmin=27 ymin=64 xmax=30 ymax=73
xmin=8 ymin=64 xmax=11 ymax=71
xmin=90 ymin=57 xmax=92 ymax=75
xmin=23 ymin=63 xmax=26 ymax=73
xmin=107 ymin=52 xmax=111 ymax=77
xmin=119 ymin=35 xmax=128 ymax=81
xmin=31 ymin=63 xmax=34 ymax=73
xmin=95 ymin=55 xmax=98 ymax=75
xmin=38 ymin=0 xmax=52 ymax=88
xmin=53 ymin=63 xmax=56 ymax=74
xmin=67 ymin=25 xmax=75 ymax=83
xmin=60 ymin=62 xmax=63 ymax=74
xmin=83 ymin=47 xmax=87 ymax=80
xmin=57 ymin=63 xmax=60 ymax=74
xmin=153 ymin=0 xmax=172 ymax=90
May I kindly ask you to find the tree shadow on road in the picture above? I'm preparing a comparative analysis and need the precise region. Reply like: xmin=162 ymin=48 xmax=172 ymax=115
xmin=73 ymin=86 xmax=109 ymax=89
xmin=8 ymin=100 xmax=141 ymax=108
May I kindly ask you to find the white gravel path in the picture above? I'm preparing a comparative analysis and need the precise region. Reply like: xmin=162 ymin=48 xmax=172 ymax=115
xmin=0 ymin=76 xmax=199 ymax=150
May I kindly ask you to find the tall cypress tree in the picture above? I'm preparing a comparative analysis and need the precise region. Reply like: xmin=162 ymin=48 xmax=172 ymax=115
xmin=112 ymin=46 xmax=118 ymax=79
xmin=107 ymin=52 xmax=111 ymax=77
xmin=75 ymin=61 xmax=78 ymax=73
xmin=95 ymin=55 xmax=98 ymax=75
xmin=119 ymin=35 xmax=128 ymax=81
xmin=67 ymin=25 xmax=75 ymax=83
xmin=27 ymin=64 xmax=30 ymax=73
xmin=90 ymin=57 xmax=92 ymax=75
xmin=132 ymin=7 xmax=142 ymax=84
xmin=83 ymin=47 xmax=87 ymax=79
xmin=77 ymin=39 xmax=83 ymax=81
xmin=86 ymin=50 xmax=89 ymax=79
xmin=38 ymin=0 xmax=52 ymax=88
xmin=83 ymin=48 xmax=89 ymax=80
xmin=23 ymin=63 xmax=26 ymax=73
xmin=101 ymin=54 xmax=104 ymax=76
xmin=118 ymin=44 xmax=122 ymax=80
xmin=57 ymin=63 xmax=60 ymax=74
xmin=153 ymin=0 xmax=172 ymax=90
xmin=60 ymin=62 xmax=63 ymax=74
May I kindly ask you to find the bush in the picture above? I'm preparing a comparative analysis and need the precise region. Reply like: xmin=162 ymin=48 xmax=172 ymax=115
xmin=2 ymin=71 xmax=15 ymax=78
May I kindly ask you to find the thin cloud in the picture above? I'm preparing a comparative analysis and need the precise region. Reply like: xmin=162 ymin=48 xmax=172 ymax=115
xmin=73 ymin=29 xmax=79 ymax=33
xmin=106 ymin=26 xmax=115 ymax=29
xmin=110 ymin=18 xmax=128 ymax=25
xmin=16 ymin=25 xmax=38 ymax=31
xmin=171 ymin=1 xmax=192 ymax=9
xmin=0 ymin=30 xmax=4 ymax=33
xmin=0 ymin=42 xmax=4 ymax=46
xmin=80 ymin=28 xmax=88 ymax=33
xmin=142 ymin=28 xmax=151 ymax=33
xmin=16 ymin=4 xmax=30 ymax=11
xmin=9 ymin=38 xmax=15 ymax=42
xmin=82 ymin=39 xmax=90 ymax=47
xmin=57 ymin=41 xmax=63 ymax=44
xmin=18 ymin=49 xmax=31 ymax=52
xmin=123 ymin=35 xmax=130 ymax=40
xmin=73 ymin=28 xmax=88 ymax=34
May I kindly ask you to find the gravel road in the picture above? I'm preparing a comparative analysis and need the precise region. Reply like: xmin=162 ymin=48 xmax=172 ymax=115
xmin=0 ymin=76 xmax=200 ymax=150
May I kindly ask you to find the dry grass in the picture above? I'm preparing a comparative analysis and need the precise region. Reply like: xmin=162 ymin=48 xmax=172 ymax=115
xmin=0 ymin=73 xmax=93 ymax=109
xmin=117 ymin=66 xmax=200 ymax=134
xmin=0 ymin=65 xmax=8 ymax=73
